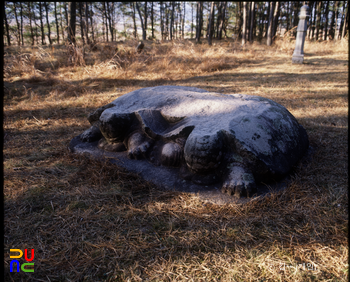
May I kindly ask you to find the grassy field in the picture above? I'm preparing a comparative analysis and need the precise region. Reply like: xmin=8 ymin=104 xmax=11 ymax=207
xmin=3 ymin=37 xmax=348 ymax=281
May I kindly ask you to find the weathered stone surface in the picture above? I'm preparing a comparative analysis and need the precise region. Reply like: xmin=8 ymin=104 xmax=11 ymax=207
xmin=70 ymin=86 xmax=309 ymax=199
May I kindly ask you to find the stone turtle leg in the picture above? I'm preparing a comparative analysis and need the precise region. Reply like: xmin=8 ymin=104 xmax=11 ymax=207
xmin=126 ymin=131 xmax=154 ymax=160
xmin=183 ymin=132 xmax=224 ymax=185
xmin=80 ymin=125 xmax=102 ymax=142
xmin=221 ymin=163 xmax=256 ymax=198
xmin=97 ymin=138 xmax=126 ymax=152
xmin=184 ymin=132 xmax=224 ymax=174
xmin=99 ymin=112 xmax=136 ymax=143
xmin=160 ymin=137 xmax=186 ymax=167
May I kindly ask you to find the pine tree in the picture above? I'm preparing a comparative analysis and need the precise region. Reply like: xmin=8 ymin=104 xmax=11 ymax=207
xmin=44 ymin=2 xmax=52 ymax=45
xmin=242 ymin=2 xmax=247 ymax=45
xmin=208 ymin=2 xmax=215 ymax=45
xmin=267 ymin=2 xmax=275 ymax=46
xmin=4 ymin=1 xmax=11 ymax=45
xmin=68 ymin=2 xmax=76 ymax=44
xmin=54 ymin=2 xmax=59 ymax=44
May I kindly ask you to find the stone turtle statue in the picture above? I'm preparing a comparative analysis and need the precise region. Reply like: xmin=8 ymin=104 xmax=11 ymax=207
xmin=77 ymin=86 xmax=309 ymax=198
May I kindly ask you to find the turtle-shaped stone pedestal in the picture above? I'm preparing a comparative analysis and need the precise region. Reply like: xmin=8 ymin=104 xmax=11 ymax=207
xmin=70 ymin=86 xmax=309 ymax=200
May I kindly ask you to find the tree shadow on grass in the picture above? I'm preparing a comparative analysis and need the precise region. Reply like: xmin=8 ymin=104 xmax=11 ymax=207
xmin=3 ymin=102 xmax=347 ymax=280
xmin=6 ymin=69 xmax=347 ymax=101
xmin=3 ymin=51 xmax=348 ymax=279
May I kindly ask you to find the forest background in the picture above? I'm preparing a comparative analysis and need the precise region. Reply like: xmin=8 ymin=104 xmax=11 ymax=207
xmin=3 ymin=1 xmax=349 ymax=47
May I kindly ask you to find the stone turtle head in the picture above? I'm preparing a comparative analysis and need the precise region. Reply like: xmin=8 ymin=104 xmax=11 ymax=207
xmin=99 ymin=112 xmax=136 ymax=143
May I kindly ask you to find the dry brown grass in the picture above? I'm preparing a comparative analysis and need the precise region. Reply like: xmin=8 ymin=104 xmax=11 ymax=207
xmin=3 ymin=37 xmax=348 ymax=281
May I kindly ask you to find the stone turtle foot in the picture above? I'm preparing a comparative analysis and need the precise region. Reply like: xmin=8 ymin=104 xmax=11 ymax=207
xmin=221 ymin=165 xmax=256 ymax=198
xmin=98 ymin=138 xmax=126 ymax=152
xmin=127 ymin=132 xmax=154 ymax=160
xmin=160 ymin=141 xmax=184 ymax=167
xmin=80 ymin=126 xmax=102 ymax=143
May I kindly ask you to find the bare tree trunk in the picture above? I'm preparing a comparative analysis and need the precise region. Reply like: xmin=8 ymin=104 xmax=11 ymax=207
xmin=54 ymin=2 xmax=59 ymax=44
xmin=341 ymin=1 xmax=348 ymax=38
xmin=4 ymin=1 xmax=11 ymax=45
xmin=90 ymin=3 xmax=94 ymax=42
xmin=191 ymin=2 xmax=194 ymax=39
xmin=170 ymin=1 xmax=175 ymax=40
xmin=222 ymin=2 xmax=228 ymax=38
xmin=178 ymin=3 xmax=181 ymax=39
xmin=195 ymin=2 xmax=199 ymax=41
xmin=85 ymin=2 xmax=89 ymax=44
xmin=13 ymin=2 xmax=21 ymax=45
xmin=151 ymin=2 xmax=154 ymax=39
xmin=310 ymin=1 xmax=316 ymax=39
xmin=252 ymin=2 xmax=257 ymax=40
xmin=257 ymin=2 xmax=263 ymax=41
xmin=59 ymin=3 xmax=65 ymax=41
xmin=166 ymin=2 xmax=169 ymax=40
xmin=216 ymin=2 xmax=222 ymax=39
xmin=63 ymin=2 xmax=68 ymax=27
xmin=39 ymin=2 xmax=45 ymax=44
xmin=196 ymin=2 xmax=199 ymax=41
xmin=182 ymin=2 xmax=185 ymax=39
xmin=293 ymin=1 xmax=298 ymax=28
xmin=285 ymin=1 xmax=290 ymax=32
xmin=242 ymin=2 xmax=247 ymax=45
xmin=101 ymin=8 xmax=105 ymax=41
xmin=136 ymin=2 xmax=147 ymax=40
xmin=323 ymin=1 xmax=329 ymax=40
xmin=34 ymin=4 xmax=39 ymax=45
xmin=200 ymin=2 xmax=204 ymax=40
xmin=208 ymin=2 xmax=215 ymax=45
xmin=246 ymin=1 xmax=251 ymax=42
xmin=307 ymin=1 xmax=313 ymax=39
xmin=335 ymin=1 xmax=341 ymax=40
xmin=106 ymin=2 xmax=114 ymax=41
xmin=218 ymin=2 xmax=227 ymax=40
xmin=68 ymin=2 xmax=76 ymax=44
xmin=28 ymin=2 xmax=35 ymax=45
xmin=315 ymin=1 xmax=321 ymax=40
xmin=272 ymin=1 xmax=280 ymax=38
xmin=267 ymin=2 xmax=275 ymax=46
xmin=144 ymin=2 xmax=148 ymax=40
xmin=196 ymin=2 xmax=204 ymax=42
xmin=103 ymin=2 xmax=109 ymax=41
xmin=131 ymin=3 xmax=137 ymax=38
xmin=44 ymin=2 xmax=52 ymax=45
xmin=329 ymin=1 xmax=338 ymax=40
xmin=111 ymin=2 xmax=116 ymax=40
xmin=249 ymin=2 xmax=255 ymax=42
xmin=175 ymin=3 xmax=178 ymax=39
xmin=20 ymin=2 xmax=24 ymax=45
xmin=206 ymin=4 xmax=209 ymax=38
xmin=160 ymin=2 xmax=164 ymax=40
xmin=237 ymin=2 xmax=243 ymax=39
xmin=79 ymin=2 xmax=84 ymax=44
xmin=293 ymin=1 xmax=300 ymax=37
xmin=338 ymin=1 xmax=345 ymax=39
xmin=288 ymin=1 xmax=293 ymax=32
xmin=264 ymin=2 xmax=270 ymax=38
